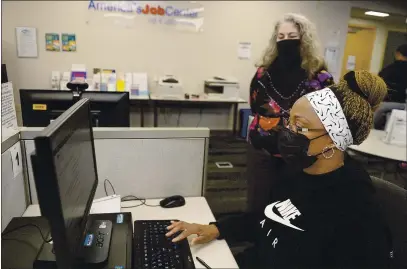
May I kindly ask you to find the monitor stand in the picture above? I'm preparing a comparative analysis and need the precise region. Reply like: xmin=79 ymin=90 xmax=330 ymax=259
xmin=33 ymin=220 xmax=113 ymax=269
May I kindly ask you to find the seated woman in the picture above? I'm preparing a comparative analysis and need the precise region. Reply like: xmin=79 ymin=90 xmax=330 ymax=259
xmin=166 ymin=70 xmax=392 ymax=269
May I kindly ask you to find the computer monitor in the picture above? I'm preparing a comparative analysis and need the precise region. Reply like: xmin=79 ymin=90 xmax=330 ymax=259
xmin=82 ymin=91 xmax=130 ymax=127
xmin=31 ymin=99 xmax=112 ymax=268
xmin=20 ymin=90 xmax=130 ymax=127
xmin=20 ymin=90 xmax=74 ymax=127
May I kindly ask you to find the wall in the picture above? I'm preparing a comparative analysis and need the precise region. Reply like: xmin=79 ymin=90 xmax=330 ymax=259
xmin=348 ymin=18 xmax=407 ymax=74
xmin=2 ymin=1 xmax=353 ymax=128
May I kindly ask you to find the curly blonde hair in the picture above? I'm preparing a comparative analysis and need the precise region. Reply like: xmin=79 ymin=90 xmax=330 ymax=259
xmin=256 ymin=13 xmax=325 ymax=79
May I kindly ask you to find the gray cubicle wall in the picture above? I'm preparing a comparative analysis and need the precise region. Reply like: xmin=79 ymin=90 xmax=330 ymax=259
xmin=1 ymin=133 xmax=29 ymax=231
xmin=20 ymin=127 xmax=209 ymax=204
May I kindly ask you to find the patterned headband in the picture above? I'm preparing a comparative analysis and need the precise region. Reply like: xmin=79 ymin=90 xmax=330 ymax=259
xmin=305 ymin=88 xmax=353 ymax=151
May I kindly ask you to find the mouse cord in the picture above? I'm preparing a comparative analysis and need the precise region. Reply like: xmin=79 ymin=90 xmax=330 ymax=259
xmin=104 ymin=179 xmax=160 ymax=208
xmin=2 ymin=224 xmax=53 ymax=243
xmin=120 ymin=195 xmax=160 ymax=208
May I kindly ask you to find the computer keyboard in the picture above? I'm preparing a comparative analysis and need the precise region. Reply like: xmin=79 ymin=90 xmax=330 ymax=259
xmin=133 ymin=220 xmax=196 ymax=269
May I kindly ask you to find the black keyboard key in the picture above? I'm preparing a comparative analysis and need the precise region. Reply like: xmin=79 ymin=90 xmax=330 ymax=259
xmin=133 ymin=220 xmax=195 ymax=269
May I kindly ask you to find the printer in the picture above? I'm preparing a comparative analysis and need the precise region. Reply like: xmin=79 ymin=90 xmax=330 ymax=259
xmin=382 ymin=109 xmax=406 ymax=146
xmin=204 ymin=76 xmax=239 ymax=100
xmin=156 ymin=75 xmax=184 ymax=98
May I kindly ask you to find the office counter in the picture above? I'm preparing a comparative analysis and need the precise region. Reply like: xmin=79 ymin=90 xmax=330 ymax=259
xmin=149 ymin=95 xmax=247 ymax=135
xmin=130 ymin=95 xmax=150 ymax=127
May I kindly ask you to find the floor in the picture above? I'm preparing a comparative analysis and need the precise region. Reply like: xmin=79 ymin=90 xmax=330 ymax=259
xmin=205 ymin=132 xmax=249 ymax=217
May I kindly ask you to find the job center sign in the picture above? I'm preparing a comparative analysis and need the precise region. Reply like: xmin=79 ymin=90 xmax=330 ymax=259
xmin=87 ymin=1 xmax=204 ymax=31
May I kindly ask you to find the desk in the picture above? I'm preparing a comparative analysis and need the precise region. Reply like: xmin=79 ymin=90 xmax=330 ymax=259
xmin=150 ymin=95 xmax=247 ymax=135
xmin=349 ymin=130 xmax=407 ymax=162
xmin=23 ymin=197 xmax=239 ymax=269
xmin=130 ymin=95 xmax=150 ymax=127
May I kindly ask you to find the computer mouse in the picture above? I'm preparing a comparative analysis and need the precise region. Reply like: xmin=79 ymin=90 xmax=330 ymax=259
xmin=159 ymin=195 xmax=185 ymax=208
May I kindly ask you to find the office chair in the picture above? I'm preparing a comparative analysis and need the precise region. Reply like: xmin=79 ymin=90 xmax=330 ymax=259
xmin=371 ymin=176 xmax=407 ymax=268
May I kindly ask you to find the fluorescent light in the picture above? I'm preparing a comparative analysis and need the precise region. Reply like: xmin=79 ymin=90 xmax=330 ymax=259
xmin=365 ymin=11 xmax=389 ymax=17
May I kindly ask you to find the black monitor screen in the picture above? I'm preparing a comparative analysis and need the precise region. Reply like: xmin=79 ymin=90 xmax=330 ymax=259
xmin=32 ymin=99 xmax=98 ymax=266
xmin=2 ymin=64 xmax=8 ymax=83
xmin=52 ymin=110 xmax=97 ymax=254
xmin=20 ymin=90 xmax=130 ymax=127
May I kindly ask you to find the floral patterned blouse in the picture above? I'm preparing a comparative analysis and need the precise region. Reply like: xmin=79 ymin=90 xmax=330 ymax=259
xmin=249 ymin=67 xmax=334 ymax=137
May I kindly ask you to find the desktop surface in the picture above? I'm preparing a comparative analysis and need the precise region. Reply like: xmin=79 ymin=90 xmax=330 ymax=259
xmin=122 ymin=197 xmax=238 ymax=269
xmin=23 ymin=197 xmax=239 ymax=269
xmin=349 ymin=129 xmax=407 ymax=161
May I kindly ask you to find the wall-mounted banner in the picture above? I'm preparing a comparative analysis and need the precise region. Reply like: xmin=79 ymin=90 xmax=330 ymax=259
xmin=86 ymin=1 xmax=204 ymax=32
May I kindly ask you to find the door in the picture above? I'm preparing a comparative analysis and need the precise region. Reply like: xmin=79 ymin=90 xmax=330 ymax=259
xmin=341 ymin=25 xmax=376 ymax=77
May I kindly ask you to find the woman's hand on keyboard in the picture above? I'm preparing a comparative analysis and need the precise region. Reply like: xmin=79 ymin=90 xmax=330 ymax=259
xmin=166 ymin=220 xmax=219 ymax=245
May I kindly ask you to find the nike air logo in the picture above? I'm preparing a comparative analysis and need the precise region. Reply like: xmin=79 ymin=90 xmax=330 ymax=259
xmin=264 ymin=200 xmax=305 ymax=231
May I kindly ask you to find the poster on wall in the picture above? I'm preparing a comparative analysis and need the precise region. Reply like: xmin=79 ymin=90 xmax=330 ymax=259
xmin=62 ymin=33 xmax=77 ymax=52
xmin=86 ymin=1 xmax=205 ymax=32
xmin=45 ymin=33 xmax=61 ymax=51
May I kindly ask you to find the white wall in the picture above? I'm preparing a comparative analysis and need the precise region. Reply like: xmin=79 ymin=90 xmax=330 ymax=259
xmin=2 ymin=1 xmax=355 ymax=128
xmin=348 ymin=17 xmax=407 ymax=74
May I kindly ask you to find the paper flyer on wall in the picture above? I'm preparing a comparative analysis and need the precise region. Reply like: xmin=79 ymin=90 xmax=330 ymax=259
xmin=15 ymin=27 xmax=38 ymax=58
xmin=1 ymin=82 xmax=19 ymax=142
xmin=45 ymin=33 xmax=60 ymax=51
xmin=62 ymin=33 xmax=77 ymax=52
xmin=237 ymin=42 xmax=251 ymax=60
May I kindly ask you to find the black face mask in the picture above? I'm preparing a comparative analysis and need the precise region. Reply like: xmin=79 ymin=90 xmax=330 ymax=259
xmin=277 ymin=127 xmax=328 ymax=169
xmin=276 ymin=39 xmax=301 ymax=67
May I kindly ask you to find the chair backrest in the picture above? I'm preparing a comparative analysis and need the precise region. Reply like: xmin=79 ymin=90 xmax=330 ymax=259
xmin=371 ymin=176 xmax=407 ymax=268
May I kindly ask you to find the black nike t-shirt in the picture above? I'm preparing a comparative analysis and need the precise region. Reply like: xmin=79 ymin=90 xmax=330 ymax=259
xmin=215 ymin=158 xmax=392 ymax=269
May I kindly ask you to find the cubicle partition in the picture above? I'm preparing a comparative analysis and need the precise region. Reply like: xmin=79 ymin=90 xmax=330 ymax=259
xmin=1 ymin=133 xmax=29 ymax=231
xmin=20 ymin=127 xmax=209 ymax=204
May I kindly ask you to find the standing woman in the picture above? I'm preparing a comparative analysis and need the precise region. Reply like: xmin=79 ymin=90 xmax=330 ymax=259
xmin=247 ymin=13 xmax=334 ymax=213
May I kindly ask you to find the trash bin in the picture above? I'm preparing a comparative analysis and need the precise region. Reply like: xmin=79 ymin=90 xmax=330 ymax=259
xmin=239 ymin=109 xmax=252 ymax=138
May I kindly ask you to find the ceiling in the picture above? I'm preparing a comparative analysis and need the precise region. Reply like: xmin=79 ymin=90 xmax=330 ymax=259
xmin=350 ymin=7 xmax=407 ymax=27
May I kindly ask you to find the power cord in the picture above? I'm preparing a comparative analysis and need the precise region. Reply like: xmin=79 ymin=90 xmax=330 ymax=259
xmin=104 ymin=178 xmax=116 ymax=196
xmin=103 ymin=179 xmax=160 ymax=208
xmin=2 ymin=224 xmax=53 ymax=243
